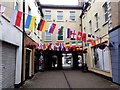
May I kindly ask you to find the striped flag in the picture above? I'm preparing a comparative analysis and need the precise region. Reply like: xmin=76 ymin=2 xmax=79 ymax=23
xmin=78 ymin=40 xmax=82 ymax=47
xmin=0 ymin=4 xmax=6 ymax=15
xmin=66 ymin=28 xmax=71 ymax=38
xmin=88 ymin=33 xmax=92 ymax=42
xmin=10 ymin=10 xmax=22 ymax=27
xmin=37 ymin=19 xmax=47 ymax=32
xmin=65 ymin=42 xmax=70 ymax=49
xmin=48 ymin=23 xmax=56 ymax=34
xmin=25 ymin=15 xmax=36 ymax=30
xmin=72 ymin=41 xmax=76 ymax=48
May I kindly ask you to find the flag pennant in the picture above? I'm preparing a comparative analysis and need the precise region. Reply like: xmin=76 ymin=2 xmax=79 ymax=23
xmin=85 ymin=40 xmax=90 ymax=46
xmin=78 ymin=40 xmax=82 ymax=47
xmin=48 ymin=23 xmax=56 ymax=34
xmin=66 ymin=28 xmax=71 ymax=38
xmin=25 ymin=14 xmax=36 ymax=30
xmin=10 ymin=10 xmax=22 ymax=27
xmin=56 ymin=42 xmax=59 ymax=47
xmin=88 ymin=34 xmax=92 ymax=42
xmin=82 ymin=33 xmax=86 ymax=42
xmin=77 ymin=31 xmax=82 ymax=40
xmin=37 ymin=19 xmax=43 ymax=30
xmin=72 ymin=41 xmax=76 ymax=48
xmin=0 ymin=4 xmax=6 ymax=15
xmin=58 ymin=26 xmax=64 ymax=36
xmin=71 ymin=30 xmax=76 ymax=40
xmin=59 ymin=43 xmax=62 ymax=50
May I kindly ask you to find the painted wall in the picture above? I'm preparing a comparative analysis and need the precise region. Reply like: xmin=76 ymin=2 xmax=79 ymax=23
xmin=42 ymin=8 xmax=81 ymax=45
xmin=0 ymin=16 xmax=23 ymax=85
xmin=109 ymin=27 xmax=120 ymax=84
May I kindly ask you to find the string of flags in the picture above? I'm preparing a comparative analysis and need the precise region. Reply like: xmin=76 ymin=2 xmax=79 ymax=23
xmin=1 ymin=4 xmax=101 ymax=49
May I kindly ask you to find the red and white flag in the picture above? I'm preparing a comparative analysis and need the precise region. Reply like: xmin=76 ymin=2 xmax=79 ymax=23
xmin=0 ymin=4 xmax=6 ymax=15
xmin=10 ymin=10 xmax=22 ymax=27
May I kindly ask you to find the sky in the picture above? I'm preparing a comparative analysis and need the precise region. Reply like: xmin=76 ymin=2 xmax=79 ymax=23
xmin=40 ymin=0 xmax=78 ymax=5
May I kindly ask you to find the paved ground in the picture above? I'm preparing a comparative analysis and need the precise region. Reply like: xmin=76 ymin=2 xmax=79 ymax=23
xmin=21 ymin=69 xmax=120 ymax=89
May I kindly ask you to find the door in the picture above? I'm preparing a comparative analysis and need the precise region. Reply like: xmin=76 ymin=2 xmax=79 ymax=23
xmin=25 ymin=49 xmax=31 ymax=80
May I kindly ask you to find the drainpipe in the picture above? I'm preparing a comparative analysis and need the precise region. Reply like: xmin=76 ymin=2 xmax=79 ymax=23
xmin=80 ymin=8 xmax=88 ymax=72
xmin=21 ymin=0 xmax=25 ymax=84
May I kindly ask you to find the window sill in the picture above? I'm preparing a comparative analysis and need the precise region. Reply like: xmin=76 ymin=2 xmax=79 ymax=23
xmin=56 ymin=40 xmax=64 ymax=42
xmin=46 ymin=20 xmax=52 ymax=22
xmin=56 ymin=20 xmax=64 ymax=22
xmin=69 ymin=20 xmax=76 ymax=22
xmin=44 ymin=40 xmax=52 ymax=42
xmin=102 ymin=21 xmax=109 ymax=27
xmin=94 ymin=28 xmax=100 ymax=33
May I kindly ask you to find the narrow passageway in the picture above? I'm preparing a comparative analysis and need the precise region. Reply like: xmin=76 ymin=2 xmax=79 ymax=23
xmin=21 ymin=70 xmax=119 ymax=88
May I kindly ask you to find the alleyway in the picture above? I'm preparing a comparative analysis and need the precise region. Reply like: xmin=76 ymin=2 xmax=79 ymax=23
xmin=21 ymin=70 xmax=120 ymax=88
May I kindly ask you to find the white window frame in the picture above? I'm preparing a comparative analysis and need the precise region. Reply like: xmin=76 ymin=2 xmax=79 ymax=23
xmin=103 ymin=2 xmax=108 ymax=22
xmin=89 ymin=20 xmax=92 ymax=34
xmin=44 ymin=10 xmax=51 ymax=21
xmin=45 ymin=31 xmax=52 ymax=41
xmin=57 ymin=11 xmax=63 ymax=21
xmin=70 ymin=11 xmax=76 ymax=21
xmin=95 ymin=13 xmax=99 ymax=29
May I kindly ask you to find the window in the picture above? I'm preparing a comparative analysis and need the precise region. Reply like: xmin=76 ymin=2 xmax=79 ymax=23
xmin=44 ymin=10 xmax=51 ymax=20
xmin=103 ymin=2 xmax=108 ymax=22
xmin=70 ymin=11 xmax=75 ymax=21
xmin=28 ymin=5 xmax=31 ymax=14
xmin=14 ymin=1 xmax=19 ymax=10
xmin=89 ymin=20 xmax=92 ymax=33
xmin=57 ymin=26 xmax=64 ymax=40
xmin=57 ymin=11 xmax=63 ymax=21
xmin=45 ymin=31 xmax=51 ymax=41
xmin=84 ymin=27 xmax=86 ymax=32
xmin=95 ymin=13 xmax=99 ymax=29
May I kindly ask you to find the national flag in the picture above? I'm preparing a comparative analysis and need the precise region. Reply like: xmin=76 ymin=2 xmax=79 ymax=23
xmin=37 ymin=19 xmax=47 ymax=32
xmin=72 ymin=42 xmax=76 ymax=48
xmin=77 ymin=31 xmax=82 ymax=40
xmin=78 ymin=40 xmax=82 ymax=47
xmin=65 ymin=42 xmax=70 ymax=49
xmin=0 ymin=4 xmax=6 ymax=15
xmin=55 ymin=42 xmax=59 ymax=47
xmin=82 ymin=33 xmax=86 ymax=42
xmin=49 ymin=43 xmax=52 ymax=50
xmin=59 ymin=43 xmax=62 ymax=50
xmin=58 ymin=26 xmax=64 ymax=36
xmin=45 ymin=43 xmax=48 ymax=49
xmin=85 ymin=40 xmax=90 ymax=46
xmin=25 ymin=15 xmax=36 ymax=30
xmin=71 ymin=30 xmax=76 ymax=40
xmin=91 ymin=35 xmax=96 ymax=46
xmin=48 ymin=23 xmax=56 ymax=34
xmin=10 ymin=10 xmax=22 ymax=27
xmin=88 ymin=33 xmax=92 ymax=42
xmin=62 ymin=43 xmax=65 ymax=51
xmin=66 ymin=28 xmax=71 ymax=38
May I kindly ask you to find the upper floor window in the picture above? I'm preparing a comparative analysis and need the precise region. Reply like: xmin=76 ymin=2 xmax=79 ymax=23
xmin=103 ymin=2 xmax=108 ymax=22
xmin=89 ymin=20 xmax=92 ymax=33
xmin=70 ymin=11 xmax=75 ymax=21
xmin=57 ymin=11 xmax=63 ymax=21
xmin=95 ymin=13 xmax=99 ymax=29
xmin=28 ymin=5 xmax=31 ymax=14
xmin=44 ymin=10 xmax=51 ymax=20
xmin=14 ymin=0 xmax=19 ymax=10
xmin=45 ymin=31 xmax=52 ymax=41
